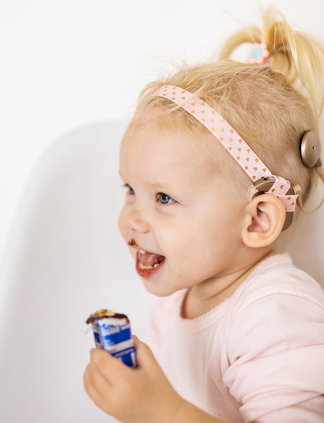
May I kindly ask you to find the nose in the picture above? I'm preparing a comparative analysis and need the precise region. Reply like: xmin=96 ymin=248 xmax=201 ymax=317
xmin=122 ymin=208 xmax=150 ymax=234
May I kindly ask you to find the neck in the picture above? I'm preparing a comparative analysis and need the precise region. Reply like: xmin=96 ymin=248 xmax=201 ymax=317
xmin=181 ymin=249 xmax=277 ymax=319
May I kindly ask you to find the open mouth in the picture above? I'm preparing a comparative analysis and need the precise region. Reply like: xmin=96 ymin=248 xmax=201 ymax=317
xmin=136 ymin=250 xmax=165 ymax=276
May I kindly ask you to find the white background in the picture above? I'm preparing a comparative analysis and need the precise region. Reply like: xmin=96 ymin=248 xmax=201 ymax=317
xmin=1 ymin=2 xmax=324 ymax=422
xmin=1 ymin=0 xmax=324 ymax=261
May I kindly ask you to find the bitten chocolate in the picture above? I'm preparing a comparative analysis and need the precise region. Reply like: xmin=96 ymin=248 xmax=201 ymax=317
xmin=86 ymin=309 xmax=137 ymax=368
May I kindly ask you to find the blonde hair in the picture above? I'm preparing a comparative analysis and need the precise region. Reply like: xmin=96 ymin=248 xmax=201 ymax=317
xmin=133 ymin=7 xmax=324 ymax=205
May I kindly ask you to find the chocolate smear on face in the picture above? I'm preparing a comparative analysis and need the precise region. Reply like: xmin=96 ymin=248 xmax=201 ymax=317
xmin=128 ymin=238 xmax=138 ymax=247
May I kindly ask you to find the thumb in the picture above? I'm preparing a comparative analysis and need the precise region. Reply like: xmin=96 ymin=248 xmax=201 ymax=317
xmin=133 ymin=335 xmax=158 ymax=370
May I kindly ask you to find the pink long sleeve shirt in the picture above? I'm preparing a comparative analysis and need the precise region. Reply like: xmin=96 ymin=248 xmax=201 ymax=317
xmin=147 ymin=254 xmax=324 ymax=422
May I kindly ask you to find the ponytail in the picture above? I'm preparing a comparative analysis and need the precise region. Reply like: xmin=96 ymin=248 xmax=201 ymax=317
xmin=219 ymin=7 xmax=324 ymax=123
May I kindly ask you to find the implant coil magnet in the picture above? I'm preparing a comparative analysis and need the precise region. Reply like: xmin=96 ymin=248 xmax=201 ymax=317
xmin=86 ymin=309 xmax=137 ymax=368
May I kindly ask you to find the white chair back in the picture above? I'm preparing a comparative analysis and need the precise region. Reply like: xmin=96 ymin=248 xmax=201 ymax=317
xmin=0 ymin=120 xmax=152 ymax=423
xmin=0 ymin=119 xmax=322 ymax=422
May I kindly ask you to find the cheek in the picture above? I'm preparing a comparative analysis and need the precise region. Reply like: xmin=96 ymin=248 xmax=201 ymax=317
xmin=118 ymin=207 xmax=127 ymax=241
xmin=118 ymin=208 xmax=137 ymax=260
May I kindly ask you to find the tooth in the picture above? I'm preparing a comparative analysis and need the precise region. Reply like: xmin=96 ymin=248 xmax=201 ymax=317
xmin=139 ymin=250 xmax=146 ymax=254
xmin=139 ymin=262 xmax=153 ymax=270
xmin=138 ymin=260 xmax=164 ymax=270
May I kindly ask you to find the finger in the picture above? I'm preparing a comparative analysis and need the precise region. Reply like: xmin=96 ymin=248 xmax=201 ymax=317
xmin=90 ymin=347 xmax=132 ymax=382
xmin=132 ymin=334 xmax=140 ymax=347
xmin=133 ymin=336 xmax=159 ymax=372
xmin=83 ymin=362 xmax=113 ymax=413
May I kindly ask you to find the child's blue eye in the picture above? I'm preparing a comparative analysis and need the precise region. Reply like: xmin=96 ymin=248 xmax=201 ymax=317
xmin=128 ymin=185 xmax=135 ymax=195
xmin=157 ymin=193 xmax=176 ymax=204
xmin=123 ymin=184 xmax=135 ymax=195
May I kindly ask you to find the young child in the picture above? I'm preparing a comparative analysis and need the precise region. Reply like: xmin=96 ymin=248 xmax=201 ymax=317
xmin=84 ymin=8 xmax=324 ymax=423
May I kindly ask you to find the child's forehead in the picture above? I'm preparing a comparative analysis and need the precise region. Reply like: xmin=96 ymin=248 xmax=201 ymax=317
xmin=123 ymin=121 xmax=206 ymax=172
xmin=123 ymin=109 xmax=216 ymax=156
xmin=122 ymin=109 xmax=243 ymax=176
xmin=120 ymin=110 xmax=250 ymax=197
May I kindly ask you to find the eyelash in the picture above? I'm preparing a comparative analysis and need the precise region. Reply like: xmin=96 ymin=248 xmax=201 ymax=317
xmin=122 ymin=184 xmax=176 ymax=205
xmin=156 ymin=193 xmax=176 ymax=205
xmin=122 ymin=183 xmax=135 ymax=195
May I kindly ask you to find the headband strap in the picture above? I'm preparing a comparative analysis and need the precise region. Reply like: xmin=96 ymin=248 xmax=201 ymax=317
xmin=153 ymin=85 xmax=298 ymax=212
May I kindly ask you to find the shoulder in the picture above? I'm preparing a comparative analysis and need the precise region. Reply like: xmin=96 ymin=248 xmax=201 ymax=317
xmin=225 ymin=253 xmax=324 ymax=358
xmin=222 ymin=255 xmax=324 ymax=421
xmin=230 ymin=253 xmax=324 ymax=314
xmin=224 ymin=253 xmax=324 ymax=357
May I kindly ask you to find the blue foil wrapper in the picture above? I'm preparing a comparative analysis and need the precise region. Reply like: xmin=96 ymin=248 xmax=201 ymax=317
xmin=90 ymin=315 xmax=137 ymax=368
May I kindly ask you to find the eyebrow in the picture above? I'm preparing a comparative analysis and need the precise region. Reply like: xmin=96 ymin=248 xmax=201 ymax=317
xmin=142 ymin=181 xmax=173 ymax=191
xmin=119 ymin=172 xmax=168 ymax=189
xmin=148 ymin=182 xmax=164 ymax=188
xmin=120 ymin=167 xmax=175 ymax=189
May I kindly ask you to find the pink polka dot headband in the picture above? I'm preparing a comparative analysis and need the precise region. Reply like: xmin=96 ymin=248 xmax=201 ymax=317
xmin=153 ymin=85 xmax=299 ymax=227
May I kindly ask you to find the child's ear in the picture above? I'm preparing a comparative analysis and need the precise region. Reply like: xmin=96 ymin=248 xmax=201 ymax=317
xmin=241 ymin=194 xmax=286 ymax=248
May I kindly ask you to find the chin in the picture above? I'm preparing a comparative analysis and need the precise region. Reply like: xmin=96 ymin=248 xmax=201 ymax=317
xmin=140 ymin=278 xmax=178 ymax=298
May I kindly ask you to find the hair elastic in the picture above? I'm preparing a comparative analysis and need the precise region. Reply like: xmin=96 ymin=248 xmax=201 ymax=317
xmin=153 ymin=85 xmax=299 ymax=230
xmin=248 ymin=43 xmax=270 ymax=64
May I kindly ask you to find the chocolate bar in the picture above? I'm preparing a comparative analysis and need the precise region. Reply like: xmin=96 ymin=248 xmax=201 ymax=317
xmin=86 ymin=309 xmax=137 ymax=368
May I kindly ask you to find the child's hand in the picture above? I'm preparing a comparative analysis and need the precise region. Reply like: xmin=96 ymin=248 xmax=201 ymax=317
xmin=83 ymin=335 xmax=186 ymax=423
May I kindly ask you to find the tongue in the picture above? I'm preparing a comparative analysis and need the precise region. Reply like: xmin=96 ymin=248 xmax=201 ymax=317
xmin=138 ymin=252 xmax=165 ymax=266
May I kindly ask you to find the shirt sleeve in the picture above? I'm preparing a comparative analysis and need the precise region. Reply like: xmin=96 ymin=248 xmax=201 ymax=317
xmin=223 ymin=293 xmax=324 ymax=422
